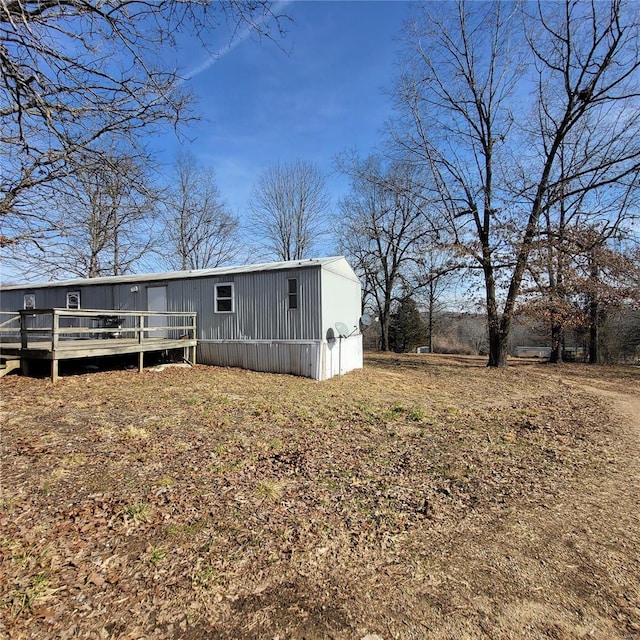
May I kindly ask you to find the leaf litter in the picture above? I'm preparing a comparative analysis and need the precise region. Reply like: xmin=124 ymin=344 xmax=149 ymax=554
xmin=0 ymin=354 xmax=639 ymax=639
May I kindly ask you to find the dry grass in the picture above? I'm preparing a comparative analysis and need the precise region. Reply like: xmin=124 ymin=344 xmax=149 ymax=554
xmin=0 ymin=353 xmax=639 ymax=639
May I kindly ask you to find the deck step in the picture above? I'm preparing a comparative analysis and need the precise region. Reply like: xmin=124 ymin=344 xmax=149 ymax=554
xmin=0 ymin=358 xmax=21 ymax=378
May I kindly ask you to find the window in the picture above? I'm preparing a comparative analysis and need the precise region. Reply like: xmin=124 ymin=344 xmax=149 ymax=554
xmin=23 ymin=294 xmax=35 ymax=310
xmin=66 ymin=291 xmax=81 ymax=309
xmin=287 ymin=278 xmax=298 ymax=310
xmin=215 ymin=283 xmax=234 ymax=313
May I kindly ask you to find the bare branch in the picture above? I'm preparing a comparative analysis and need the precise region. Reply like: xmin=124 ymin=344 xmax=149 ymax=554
xmin=0 ymin=0 xmax=289 ymax=240
xmin=249 ymin=159 xmax=330 ymax=262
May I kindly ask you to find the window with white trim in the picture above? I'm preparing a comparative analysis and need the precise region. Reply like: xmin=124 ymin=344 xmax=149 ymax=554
xmin=66 ymin=291 xmax=81 ymax=309
xmin=23 ymin=294 xmax=36 ymax=310
xmin=214 ymin=283 xmax=234 ymax=313
xmin=287 ymin=278 xmax=298 ymax=310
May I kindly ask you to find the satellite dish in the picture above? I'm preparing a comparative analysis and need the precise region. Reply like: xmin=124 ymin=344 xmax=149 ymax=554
xmin=359 ymin=313 xmax=372 ymax=329
xmin=335 ymin=321 xmax=351 ymax=338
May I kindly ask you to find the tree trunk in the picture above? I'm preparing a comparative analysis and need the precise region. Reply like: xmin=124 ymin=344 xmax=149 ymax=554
xmin=427 ymin=281 xmax=435 ymax=353
xmin=588 ymin=253 xmax=599 ymax=364
xmin=589 ymin=298 xmax=599 ymax=364
xmin=484 ymin=259 xmax=508 ymax=367
xmin=380 ymin=316 xmax=391 ymax=351
xmin=549 ymin=324 xmax=564 ymax=364
xmin=379 ymin=298 xmax=391 ymax=351
xmin=487 ymin=319 xmax=508 ymax=367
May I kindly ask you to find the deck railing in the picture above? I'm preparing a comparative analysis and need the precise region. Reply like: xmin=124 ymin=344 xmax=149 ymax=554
xmin=15 ymin=308 xmax=197 ymax=350
xmin=0 ymin=312 xmax=21 ymax=339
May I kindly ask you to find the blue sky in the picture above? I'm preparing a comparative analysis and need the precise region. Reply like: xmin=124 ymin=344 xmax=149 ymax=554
xmin=0 ymin=0 xmax=413 ymax=284
xmin=157 ymin=1 xmax=413 ymax=239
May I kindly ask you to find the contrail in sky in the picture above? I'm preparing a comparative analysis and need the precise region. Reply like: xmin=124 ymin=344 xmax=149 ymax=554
xmin=185 ymin=0 xmax=292 ymax=80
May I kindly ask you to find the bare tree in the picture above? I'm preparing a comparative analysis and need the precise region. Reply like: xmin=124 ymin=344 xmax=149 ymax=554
xmin=415 ymin=245 xmax=460 ymax=353
xmin=573 ymin=228 xmax=639 ymax=364
xmin=523 ymin=149 xmax=640 ymax=362
xmin=601 ymin=299 xmax=640 ymax=363
xmin=0 ymin=1 xmax=288 ymax=243
xmin=249 ymin=159 xmax=330 ymax=261
xmin=336 ymin=154 xmax=438 ymax=351
xmin=3 ymin=148 xmax=157 ymax=280
xmin=392 ymin=0 xmax=640 ymax=366
xmin=159 ymin=153 xmax=240 ymax=271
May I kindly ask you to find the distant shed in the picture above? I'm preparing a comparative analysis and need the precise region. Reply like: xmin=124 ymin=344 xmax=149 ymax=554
xmin=0 ymin=256 xmax=363 ymax=380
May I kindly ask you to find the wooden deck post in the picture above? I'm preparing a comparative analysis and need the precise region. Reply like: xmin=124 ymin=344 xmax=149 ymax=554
xmin=20 ymin=312 xmax=28 ymax=349
xmin=51 ymin=310 xmax=59 ymax=383
xmin=138 ymin=314 xmax=144 ymax=373
xmin=18 ymin=311 xmax=30 ymax=378
xmin=191 ymin=314 xmax=197 ymax=365
xmin=52 ymin=310 xmax=60 ymax=351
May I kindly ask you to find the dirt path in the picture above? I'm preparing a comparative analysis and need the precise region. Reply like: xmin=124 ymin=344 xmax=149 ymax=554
xmin=564 ymin=380 xmax=640 ymax=439
xmin=523 ymin=362 xmax=639 ymax=435
xmin=409 ymin=365 xmax=640 ymax=640
xmin=508 ymin=367 xmax=640 ymax=640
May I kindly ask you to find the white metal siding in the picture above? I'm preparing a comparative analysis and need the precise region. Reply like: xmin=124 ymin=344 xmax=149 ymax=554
xmin=321 ymin=334 xmax=363 ymax=379
xmin=198 ymin=340 xmax=322 ymax=379
xmin=320 ymin=266 xmax=362 ymax=342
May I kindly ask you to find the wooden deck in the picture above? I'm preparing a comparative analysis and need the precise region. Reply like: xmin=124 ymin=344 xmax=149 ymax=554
xmin=1 ymin=337 xmax=196 ymax=360
xmin=0 ymin=309 xmax=197 ymax=383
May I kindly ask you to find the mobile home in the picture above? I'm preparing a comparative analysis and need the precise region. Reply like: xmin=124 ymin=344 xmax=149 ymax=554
xmin=0 ymin=257 xmax=363 ymax=380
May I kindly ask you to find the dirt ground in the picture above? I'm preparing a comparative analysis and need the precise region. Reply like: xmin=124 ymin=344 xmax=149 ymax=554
xmin=1 ymin=353 xmax=639 ymax=639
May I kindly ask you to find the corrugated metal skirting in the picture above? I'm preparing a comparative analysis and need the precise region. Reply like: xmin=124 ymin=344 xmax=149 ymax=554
xmin=198 ymin=340 xmax=322 ymax=379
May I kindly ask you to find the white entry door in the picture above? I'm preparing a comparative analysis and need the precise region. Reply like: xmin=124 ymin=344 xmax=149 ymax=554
xmin=147 ymin=286 xmax=167 ymax=338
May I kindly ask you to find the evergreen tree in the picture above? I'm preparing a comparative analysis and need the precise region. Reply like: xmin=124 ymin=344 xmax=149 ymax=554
xmin=389 ymin=297 xmax=428 ymax=353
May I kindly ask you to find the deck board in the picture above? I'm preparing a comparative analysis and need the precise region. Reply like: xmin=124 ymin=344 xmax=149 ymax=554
xmin=1 ymin=337 xmax=197 ymax=361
